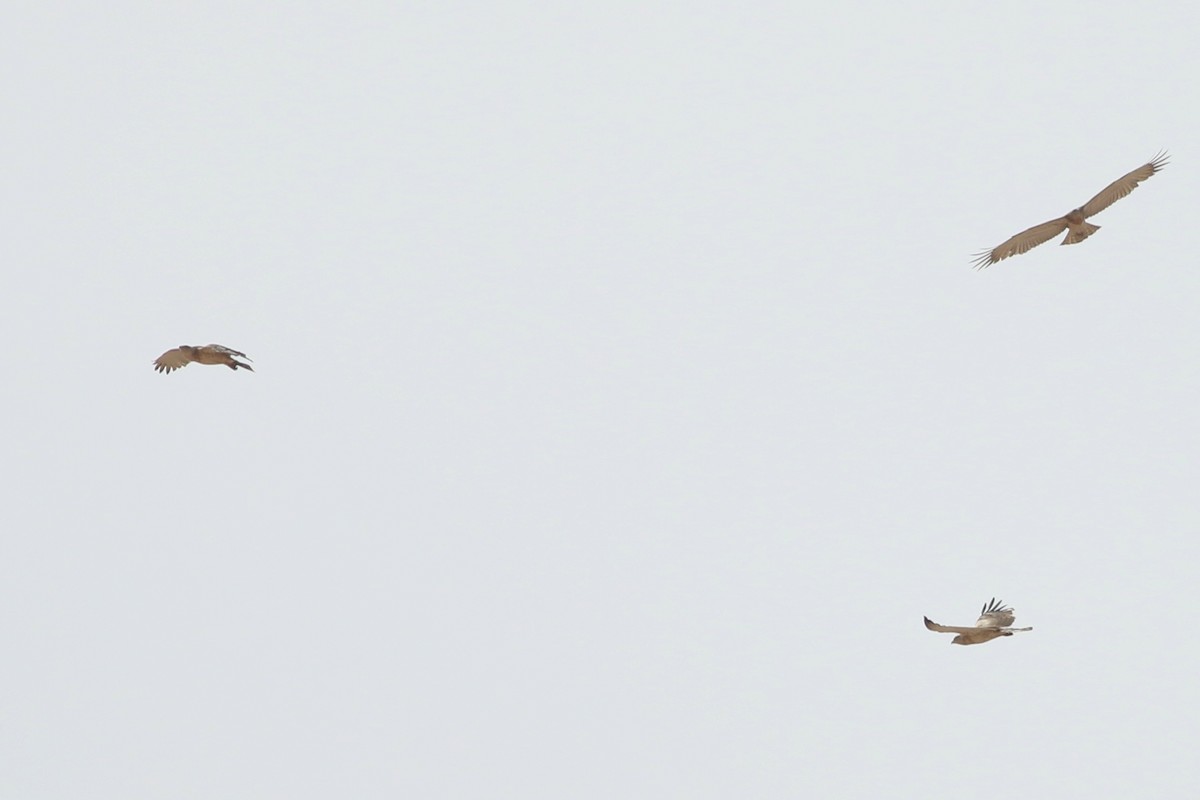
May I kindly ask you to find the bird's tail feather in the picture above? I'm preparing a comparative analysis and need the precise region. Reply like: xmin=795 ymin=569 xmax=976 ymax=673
xmin=1062 ymin=223 xmax=1100 ymax=245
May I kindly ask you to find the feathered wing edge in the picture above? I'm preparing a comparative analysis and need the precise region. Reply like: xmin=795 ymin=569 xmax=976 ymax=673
xmin=206 ymin=344 xmax=253 ymax=361
xmin=924 ymin=617 xmax=979 ymax=635
xmin=980 ymin=597 xmax=1007 ymax=616
xmin=1079 ymin=150 xmax=1169 ymax=219
xmin=152 ymin=347 xmax=194 ymax=374
xmin=975 ymin=597 xmax=1017 ymax=627
xmin=972 ymin=218 xmax=1069 ymax=269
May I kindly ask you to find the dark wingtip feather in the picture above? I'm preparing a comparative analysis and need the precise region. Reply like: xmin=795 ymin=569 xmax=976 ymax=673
xmin=981 ymin=597 xmax=1004 ymax=615
xmin=971 ymin=250 xmax=995 ymax=270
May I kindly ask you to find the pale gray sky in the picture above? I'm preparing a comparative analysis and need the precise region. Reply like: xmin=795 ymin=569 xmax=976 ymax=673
xmin=3 ymin=2 xmax=1198 ymax=797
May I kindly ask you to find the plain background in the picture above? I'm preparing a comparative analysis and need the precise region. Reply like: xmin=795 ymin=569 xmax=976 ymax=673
xmin=3 ymin=3 xmax=1197 ymax=797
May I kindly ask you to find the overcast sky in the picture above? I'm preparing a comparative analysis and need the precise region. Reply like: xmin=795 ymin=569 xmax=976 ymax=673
xmin=4 ymin=3 xmax=1198 ymax=797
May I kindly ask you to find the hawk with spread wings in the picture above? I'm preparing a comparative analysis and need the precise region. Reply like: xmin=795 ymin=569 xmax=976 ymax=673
xmin=973 ymin=152 xmax=1168 ymax=268
xmin=924 ymin=598 xmax=1032 ymax=645
xmin=153 ymin=344 xmax=253 ymax=374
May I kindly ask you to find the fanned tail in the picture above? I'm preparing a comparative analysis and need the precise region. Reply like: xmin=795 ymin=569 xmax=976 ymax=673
xmin=1062 ymin=222 xmax=1100 ymax=245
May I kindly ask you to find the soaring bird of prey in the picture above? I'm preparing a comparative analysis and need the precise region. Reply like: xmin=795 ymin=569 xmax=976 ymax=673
xmin=924 ymin=598 xmax=1032 ymax=646
xmin=972 ymin=151 xmax=1168 ymax=268
xmin=153 ymin=344 xmax=253 ymax=374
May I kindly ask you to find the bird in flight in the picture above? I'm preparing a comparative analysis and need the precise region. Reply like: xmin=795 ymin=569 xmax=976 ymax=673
xmin=153 ymin=344 xmax=253 ymax=374
xmin=924 ymin=598 xmax=1032 ymax=645
xmin=973 ymin=151 xmax=1168 ymax=268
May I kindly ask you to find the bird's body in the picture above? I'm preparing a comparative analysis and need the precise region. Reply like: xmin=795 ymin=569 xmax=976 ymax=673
xmin=1060 ymin=208 xmax=1101 ymax=245
xmin=924 ymin=598 xmax=1032 ymax=646
xmin=153 ymin=344 xmax=253 ymax=374
xmin=973 ymin=152 xmax=1168 ymax=268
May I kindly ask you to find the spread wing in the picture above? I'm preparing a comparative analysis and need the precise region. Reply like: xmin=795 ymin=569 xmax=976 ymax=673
xmin=153 ymin=347 xmax=194 ymax=374
xmin=924 ymin=617 xmax=980 ymax=635
xmin=203 ymin=344 xmax=251 ymax=360
xmin=975 ymin=597 xmax=1015 ymax=628
xmin=972 ymin=217 xmax=1069 ymax=269
xmin=1079 ymin=151 xmax=1169 ymax=219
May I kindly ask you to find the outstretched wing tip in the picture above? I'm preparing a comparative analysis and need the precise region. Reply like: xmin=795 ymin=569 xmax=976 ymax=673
xmin=1080 ymin=152 xmax=1169 ymax=218
xmin=971 ymin=249 xmax=995 ymax=269
xmin=981 ymin=597 xmax=1007 ymax=613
